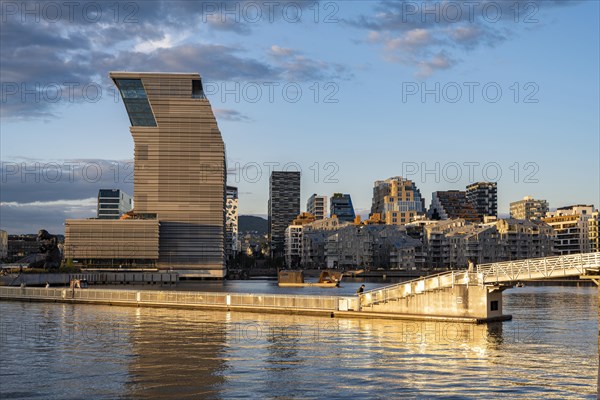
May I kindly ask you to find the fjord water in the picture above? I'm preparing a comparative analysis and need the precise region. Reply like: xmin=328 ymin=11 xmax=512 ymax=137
xmin=0 ymin=285 xmax=597 ymax=399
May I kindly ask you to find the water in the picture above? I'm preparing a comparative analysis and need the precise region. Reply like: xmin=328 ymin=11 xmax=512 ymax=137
xmin=0 ymin=285 xmax=597 ymax=399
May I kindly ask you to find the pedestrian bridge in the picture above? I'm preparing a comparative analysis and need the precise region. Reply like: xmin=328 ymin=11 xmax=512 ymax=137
xmin=478 ymin=252 xmax=600 ymax=284
xmin=361 ymin=252 xmax=600 ymax=309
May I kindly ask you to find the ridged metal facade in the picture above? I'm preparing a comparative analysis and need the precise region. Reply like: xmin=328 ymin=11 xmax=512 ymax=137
xmin=64 ymin=219 xmax=159 ymax=263
xmin=110 ymin=72 xmax=226 ymax=277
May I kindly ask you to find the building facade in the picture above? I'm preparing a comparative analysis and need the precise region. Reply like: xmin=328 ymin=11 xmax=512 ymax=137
xmin=543 ymin=204 xmax=598 ymax=255
xmin=97 ymin=189 xmax=133 ymax=219
xmin=466 ymin=182 xmax=497 ymax=218
xmin=284 ymin=212 xmax=316 ymax=267
xmin=226 ymin=186 xmax=239 ymax=262
xmin=510 ymin=196 xmax=549 ymax=221
xmin=307 ymin=194 xmax=327 ymax=220
xmin=0 ymin=230 xmax=8 ymax=259
xmin=371 ymin=177 xmax=425 ymax=225
xmin=65 ymin=72 xmax=227 ymax=277
xmin=269 ymin=171 xmax=301 ymax=258
xmin=330 ymin=193 xmax=356 ymax=222
xmin=428 ymin=191 xmax=480 ymax=222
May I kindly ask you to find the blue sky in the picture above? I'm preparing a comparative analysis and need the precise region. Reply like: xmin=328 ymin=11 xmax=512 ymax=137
xmin=1 ymin=0 xmax=599 ymax=234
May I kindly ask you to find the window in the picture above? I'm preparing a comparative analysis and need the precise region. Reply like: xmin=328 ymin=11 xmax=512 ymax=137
xmin=192 ymin=79 xmax=206 ymax=99
xmin=114 ymin=79 xmax=157 ymax=127
xmin=490 ymin=300 xmax=499 ymax=311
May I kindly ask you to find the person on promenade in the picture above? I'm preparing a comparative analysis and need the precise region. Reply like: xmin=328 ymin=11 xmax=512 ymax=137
xmin=356 ymin=284 xmax=365 ymax=295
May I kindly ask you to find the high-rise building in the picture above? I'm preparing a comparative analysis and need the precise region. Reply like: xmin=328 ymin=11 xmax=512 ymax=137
xmin=65 ymin=72 xmax=227 ymax=277
xmin=510 ymin=196 xmax=549 ymax=221
xmin=330 ymin=193 xmax=356 ymax=222
xmin=371 ymin=177 xmax=425 ymax=225
xmin=97 ymin=189 xmax=133 ymax=219
xmin=428 ymin=191 xmax=480 ymax=222
xmin=466 ymin=182 xmax=497 ymax=218
xmin=269 ymin=171 xmax=301 ymax=258
xmin=307 ymin=194 xmax=327 ymax=220
xmin=543 ymin=204 xmax=599 ymax=255
xmin=226 ymin=186 xmax=239 ymax=262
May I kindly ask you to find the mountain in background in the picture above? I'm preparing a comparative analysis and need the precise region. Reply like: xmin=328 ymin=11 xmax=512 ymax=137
xmin=239 ymin=215 xmax=268 ymax=234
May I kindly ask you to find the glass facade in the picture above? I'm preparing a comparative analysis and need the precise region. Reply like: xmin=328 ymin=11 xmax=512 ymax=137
xmin=114 ymin=79 xmax=157 ymax=127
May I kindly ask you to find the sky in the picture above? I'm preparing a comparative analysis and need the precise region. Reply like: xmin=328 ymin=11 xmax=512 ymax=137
xmin=1 ymin=0 xmax=599 ymax=234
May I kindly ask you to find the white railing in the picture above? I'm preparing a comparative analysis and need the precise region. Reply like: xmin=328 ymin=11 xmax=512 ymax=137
xmin=0 ymin=286 xmax=347 ymax=311
xmin=360 ymin=270 xmax=483 ymax=307
xmin=477 ymin=252 xmax=600 ymax=283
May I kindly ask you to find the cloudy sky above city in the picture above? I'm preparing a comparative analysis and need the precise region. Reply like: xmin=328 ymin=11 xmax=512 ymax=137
xmin=1 ymin=0 xmax=599 ymax=234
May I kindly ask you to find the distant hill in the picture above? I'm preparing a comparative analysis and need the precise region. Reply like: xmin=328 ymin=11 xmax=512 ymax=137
xmin=239 ymin=215 xmax=268 ymax=234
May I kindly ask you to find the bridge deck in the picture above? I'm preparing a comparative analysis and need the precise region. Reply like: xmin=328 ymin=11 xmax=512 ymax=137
xmin=361 ymin=252 xmax=600 ymax=307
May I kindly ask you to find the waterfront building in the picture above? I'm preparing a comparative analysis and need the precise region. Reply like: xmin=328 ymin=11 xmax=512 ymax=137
xmin=510 ymin=196 xmax=549 ymax=221
xmin=371 ymin=177 xmax=425 ymax=225
xmin=6 ymin=234 xmax=40 ymax=262
xmin=65 ymin=72 xmax=227 ymax=277
xmin=324 ymin=225 xmax=421 ymax=270
xmin=284 ymin=212 xmax=316 ymax=267
xmin=307 ymin=194 xmax=327 ymax=220
xmin=466 ymin=182 xmax=497 ymax=218
xmin=330 ymin=193 xmax=356 ymax=222
xmin=543 ymin=205 xmax=599 ymax=255
xmin=226 ymin=186 xmax=240 ymax=262
xmin=494 ymin=219 xmax=555 ymax=260
xmin=269 ymin=171 xmax=301 ymax=258
xmin=97 ymin=189 xmax=133 ymax=219
xmin=423 ymin=218 xmax=554 ymax=269
xmin=428 ymin=191 xmax=480 ymax=222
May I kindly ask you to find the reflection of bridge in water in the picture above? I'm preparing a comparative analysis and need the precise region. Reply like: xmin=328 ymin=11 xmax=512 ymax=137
xmin=360 ymin=253 xmax=600 ymax=321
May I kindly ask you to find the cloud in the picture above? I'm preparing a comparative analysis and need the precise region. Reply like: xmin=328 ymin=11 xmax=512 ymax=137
xmin=348 ymin=0 xmax=582 ymax=77
xmin=1 ymin=158 xmax=134 ymax=203
xmin=1 ymin=1 xmax=345 ymax=120
xmin=0 ymin=198 xmax=97 ymax=235
xmin=215 ymin=108 xmax=253 ymax=122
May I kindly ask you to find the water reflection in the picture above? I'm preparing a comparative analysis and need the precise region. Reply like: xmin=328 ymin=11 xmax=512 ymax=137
xmin=0 ymin=286 xmax=597 ymax=399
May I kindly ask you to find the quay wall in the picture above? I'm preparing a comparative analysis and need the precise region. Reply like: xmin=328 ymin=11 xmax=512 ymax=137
xmin=0 ymin=286 xmax=510 ymax=324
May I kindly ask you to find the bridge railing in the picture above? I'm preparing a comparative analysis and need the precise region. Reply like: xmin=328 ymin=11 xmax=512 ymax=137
xmin=477 ymin=252 xmax=600 ymax=283
xmin=361 ymin=270 xmax=483 ymax=307
xmin=0 ymin=286 xmax=345 ymax=311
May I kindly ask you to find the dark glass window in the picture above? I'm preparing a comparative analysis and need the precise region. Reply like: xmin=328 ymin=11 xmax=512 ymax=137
xmin=490 ymin=300 xmax=499 ymax=311
xmin=115 ymin=79 xmax=157 ymax=127
xmin=192 ymin=79 xmax=206 ymax=99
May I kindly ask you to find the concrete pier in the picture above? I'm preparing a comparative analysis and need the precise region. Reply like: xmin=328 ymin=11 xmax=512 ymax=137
xmin=0 ymin=272 xmax=178 ymax=287
xmin=0 ymin=286 xmax=511 ymax=324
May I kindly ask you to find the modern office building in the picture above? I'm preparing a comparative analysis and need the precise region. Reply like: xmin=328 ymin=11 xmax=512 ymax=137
xmin=371 ymin=177 xmax=425 ymax=225
xmin=307 ymin=194 xmax=327 ymax=220
xmin=428 ymin=191 xmax=480 ymax=222
xmin=269 ymin=171 xmax=301 ymax=258
xmin=226 ymin=186 xmax=239 ymax=262
xmin=466 ymin=182 xmax=497 ymax=218
xmin=543 ymin=204 xmax=598 ymax=255
xmin=330 ymin=193 xmax=356 ymax=223
xmin=510 ymin=196 xmax=549 ymax=221
xmin=65 ymin=72 xmax=227 ymax=277
xmin=97 ymin=189 xmax=133 ymax=219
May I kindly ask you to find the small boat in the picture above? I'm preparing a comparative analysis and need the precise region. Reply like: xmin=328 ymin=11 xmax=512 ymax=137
xmin=278 ymin=270 xmax=342 ymax=288
xmin=344 ymin=269 xmax=365 ymax=277
xmin=516 ymin=282 xmax=525 ymax=288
